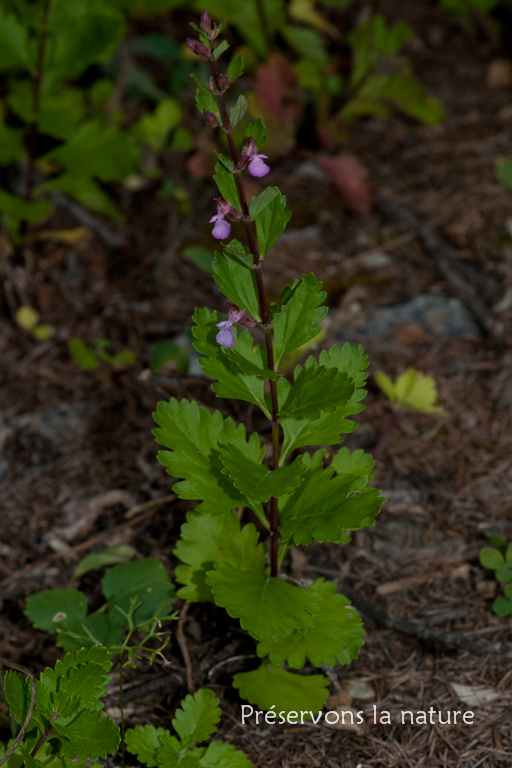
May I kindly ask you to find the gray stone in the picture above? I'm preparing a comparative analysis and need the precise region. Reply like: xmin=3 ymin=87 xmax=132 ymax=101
xmin=342 ymin=293 xmax=479 ymax=340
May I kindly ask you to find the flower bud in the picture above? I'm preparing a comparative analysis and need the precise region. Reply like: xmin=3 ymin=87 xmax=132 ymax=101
xmin=217 ymin=73 xmax=229 ymax=92
xmin=205 ymin=110 xmax=219 ymax=128
xmin=186 ymin=38 xmax=210 ymax=60
xmin=200 ymin=10 xmax=212 ymax=32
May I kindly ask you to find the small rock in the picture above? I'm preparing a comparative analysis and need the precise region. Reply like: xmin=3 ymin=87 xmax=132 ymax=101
xmin=341 ymin=294 xmax=479 ymax=340
xmin=359 ymin=250 xmax=392 ymax=270
xmin=487 ymin=59 xmax=512 ymax=90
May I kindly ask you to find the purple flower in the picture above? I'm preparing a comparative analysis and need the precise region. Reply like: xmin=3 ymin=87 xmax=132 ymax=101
xmin=215 ymin=306 xmax=257 ymax=348
xmin=236 ymin=137 xmax=270 ymax=178
xmin=209 ymin=215 xmax=231 ymax=239
xmin=248 ymin=153 xmax=270 ymax=178
xmin=209 ymin=197 xmax=242 ymax=240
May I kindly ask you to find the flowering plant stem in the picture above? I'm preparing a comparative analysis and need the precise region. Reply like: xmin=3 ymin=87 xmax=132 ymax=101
xmin=209 ymin=55 xmax=281 ymax=577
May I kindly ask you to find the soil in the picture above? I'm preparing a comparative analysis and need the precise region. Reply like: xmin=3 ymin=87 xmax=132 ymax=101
xmin=1 ymin=2 xmax=512 ymax=767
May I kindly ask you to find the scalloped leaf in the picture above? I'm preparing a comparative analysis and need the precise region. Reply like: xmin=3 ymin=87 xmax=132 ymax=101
xmin=279 ymin=364 xmax=354 ymax=420
xmin=375 ymin=368 xmax=445 ymax=414
xmin=279 ymin=454 xmax=383 ymax=545
xmin=280 ymin=345 xmax=369 ymax=460
xmin=174 ymin=511 xmax=266 ymax=602
xmin=254 ymin=190 xmax=291 ymax=257
xmin=153 ymin=397 xmax=265 ymax=515
xmin=53 ymin=709 xmax=120 ymax=759
xmin=206 ymin=564 xmax=320 ymax=641
xmin=213 ymin=242 xmax=260 ymax=321
xmin=125 ymin=725 xmax=168 ymax=768
xmin=273 ymin=275 xmax=328 ymax=367
xmin=192 ymin=308 xmax=269 ymax=415
xmin=257 ymin=579 xmax=364 ymax=668
xmin=234 ymin=663 xmax=329 ymax=717
xmin=172 ymin=690 xmax=220 ymax=749
xmin=220 ymin=445 xmax=306 ymax=502
xmin=200 ymin=741 xmax=252 ymax=768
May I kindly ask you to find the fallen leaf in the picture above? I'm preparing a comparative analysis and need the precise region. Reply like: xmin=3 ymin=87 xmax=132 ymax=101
xmin=314 ymin=154 xmax=371 ymax=214
xmin=341 ymin=679 xmax=376 ymax=701
xmin=254 ymin=54 xmax=297 ymax=126
xmin=324 ymin=705 xmax=364 ymax=734
xmin=327 ymin=690 xmax=352 ymax=709
xmin=451 ymin=683 xmax=501 ymax=706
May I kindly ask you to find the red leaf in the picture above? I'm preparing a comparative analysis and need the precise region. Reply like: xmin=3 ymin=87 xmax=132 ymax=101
xmin=254 ymin=54 xmax=297 ymax=126
xmin=315 ymin=153 xmax=372 ymax=214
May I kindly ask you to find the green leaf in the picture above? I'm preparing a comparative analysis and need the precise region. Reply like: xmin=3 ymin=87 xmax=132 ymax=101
xmin=74 ymin=546 xmax=136 ymax=578
xmin=25 ymin=589 xmax=87 ymax=634
xmin=248 ymin=187 xmax=278 ymax=219
xmin=496 ymin=159 xmax=512 ymax=192
xmin=153 ymin=397 xmax=265 ymax=515
xmin=195 ymin=89 xmax=221 ymax=119
xmin=279 ymin=453 xmax=383 ymax=546
xmin=234 ymin=663 xmax=328 ymax=717
xmin=101 ymin=558 xmax=175 ymax=627
xmin=213 ymin=40 xmax=229 ymax=61
xmin=172 ymin=689 xmax=220 ymax=749
xmin=0 ymin=116 xmax=24 ymax=164
xmin=220 ymin=446 xmax=306 ymax=503
xmin=200 ymin=741 xmax=252 ymax=768
xmin=8 ymin=81 xmax=86 ymax=141
xmin=485 ymin=533 xmax=508 ymax=555
xmin=214 ymin=162 xmax=240 ymax=209
xmin=192 ymin=308 xmax=269 ymax=414
xmin=125 ymin=725 xmax=168 ymax=768
xmin=280 ymin=344 xmax=369 ymax=460
xmin=213 ymin=243 xmax=261 ymax=320
xmin=54 ymin=709 xmax=120 ymax=759
xmin=190 ymin=72 xmax=212 ymax=93
xmin=68 ymin=338 xmax=99 ymax=371
xmin=157 ymin=734 xmax=200 ymax=768
xmin=244 ymin=120 xmax=266 ymax=149
xmin=0 ymin=189 xmax=52 ymax=225
xmin=4 ymin=671 xmax=32 ymax=725
xmin=44 ymin=120 xmax=140 ymax=182
xmin=46 ymin=0 xmax=126 ymax=83
xmin=375 ymin=368 xmax=446 ymax=414
xmin=279 ymin=364 xmax=354 ymax=420
xmin=149 ymin=340 xmax=189 ymax=373
xmin=181 ymin=245 xmax=214 ymax=275
xmin=257 ymin=579 xmax=364 ymax=668
xmin=206 ymin=564 xmax=320 ymax=641
xmin=132 ymin=99 xmax=182 ymax=149
xmin=174 ymin=511 xmax=266 ymax=602
xmin=227 ymin=56 xmax=244 ymax=83
xmin=479 ymin=547 xmax=505 ymax=571
xmin=229 ymin=95 xmax=250 ymax=129
xmin=330 ymin=447 xmax=375 ymax=481
xmin=37 ymin=175 xmax=123 ymax=222
xmin=254 ymin=190 xmax=290 ymax=257
xmin=0 ymin=8 xmax=31 ymax=70
xmin=281 ymin=25 xmax=328 ymax=66
xmin=493 ymin=598 xmax=512 ymax=617
xmin=273 ymin=275 xmax=328 ymax=368
xmin=226 ymin=331 xmax=279 ymax=380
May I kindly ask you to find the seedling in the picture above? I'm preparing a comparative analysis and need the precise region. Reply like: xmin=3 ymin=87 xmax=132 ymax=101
xmin=479 ymin=534 xmax=512 ymax=617
xmin=373 ymin=368 xmax=445 ymax=456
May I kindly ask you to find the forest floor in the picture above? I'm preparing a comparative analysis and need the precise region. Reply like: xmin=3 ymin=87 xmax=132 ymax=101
xmin=1 ymin=1 xmax=512 ymax=767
